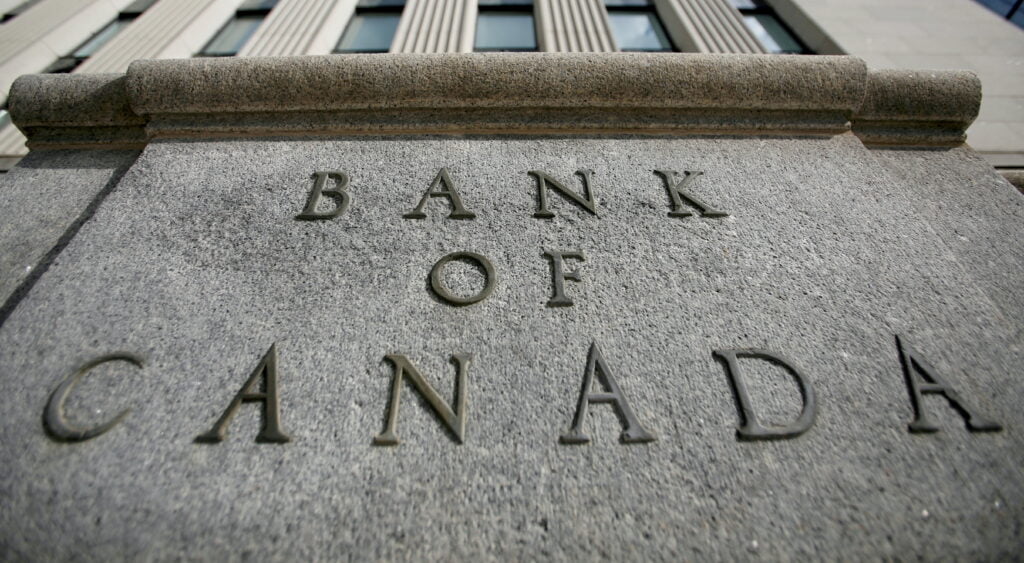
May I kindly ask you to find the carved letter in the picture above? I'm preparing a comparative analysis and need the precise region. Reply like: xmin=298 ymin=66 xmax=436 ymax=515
xmin=403 ymin=168 xmax=476 ymax=219
xmin=654 ymin=170 xmax=728 ymax=218
xmin=296 ymin=170 xmax=350 ymax=220
xmin=195 ymin=344 xmax=291 ymax=444
xmin=560 ymin=342 xmax=656 ymax=445
xmin=429 ymin=251 xmax=496 ymax=306
xmin=374 ymin=354 xmax=471 ymax=445
xmin=896 ymin=335 xmax=1002 ymax=433
xmin=530 ymin=169 xmax=599 ymax=218
xmin=544 ymin=249 xmax=586 ymax=307
xmin=713 ymin=349 xmax=816 ymax=440
xmin=44 ymin=353 xmax=143 ymax=442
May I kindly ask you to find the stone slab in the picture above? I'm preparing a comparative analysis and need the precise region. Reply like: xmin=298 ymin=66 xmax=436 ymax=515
xmin=0 ymin=134 xmax=1020 ymax=559
xmin=0 ymin=149 xmax=139 ymax=318
xmin=869 ymin=146 xmax=1024 ymax=328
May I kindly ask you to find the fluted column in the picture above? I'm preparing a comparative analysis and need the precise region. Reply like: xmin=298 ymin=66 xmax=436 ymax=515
xmin=392 ymin=0 xmax=471 ymax=53
xmin=75 ymin=0 xmax=244 ymax=71
xmin=536 ymin=0 xmax=614 ymax=52
xmin=661 ymin=0 xmax=764 ymax=53
xmin=239 ymin=0 xmax=340 ymax=56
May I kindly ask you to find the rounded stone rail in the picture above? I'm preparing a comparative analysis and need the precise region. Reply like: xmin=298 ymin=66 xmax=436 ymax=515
xmin=6 ymin=53 xmax=980 ymax=148
xmin=852 ymin=68 xmax=982 ymax=146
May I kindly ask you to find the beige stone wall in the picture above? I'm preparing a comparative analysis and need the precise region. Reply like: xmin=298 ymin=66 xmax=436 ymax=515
xmin=778 ymin=0 xmax=1024 ymax=166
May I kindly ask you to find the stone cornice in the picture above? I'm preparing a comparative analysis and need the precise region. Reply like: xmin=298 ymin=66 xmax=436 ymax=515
xmin=6 ymin=53 xmax=980 ymax=148
xmin=852 ymin=69 xmax=982 ymax=147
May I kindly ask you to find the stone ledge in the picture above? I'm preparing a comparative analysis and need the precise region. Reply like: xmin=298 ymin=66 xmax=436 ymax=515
xmin=851 ymin=69 xmax=981 ymax=146
xmin=126 ymin=53 xmax=865 ymax=113
xmin=6 ymin=53 xmax=982 ymax=147
xmin=9 ymin=74 xmax=146 ymax=149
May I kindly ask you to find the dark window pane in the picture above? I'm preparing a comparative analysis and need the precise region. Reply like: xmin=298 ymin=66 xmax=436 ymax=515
xmin=973 ymin=0 xmax=1024 ymax=29
xmin=6 ymin=0 xmax=43 ymax=15
xmin=201 ymin=15 xmax=264 ymax=56
xmin=743 ymin=13 xmax=803 ymax=53
xmin=44 ymin=57 xmax=80 ymax=73
xmin=335 ymin=13 xmax=401 ymax=52
xmin=72 ymin=19 xmax=130 ymax=58
xmin=475 ymin=12 xmax=536 ymax=50
xmin=609 ymin=11 xmax=672 ymax=51
xmin=479 ymin=0 xmax=533 ymax=6
xmin=357 ymin=0 xmax=406 ymax=6
xmin=605 ymin=0 xmax=653 ymax=6
xmin=122 ymin=0 xmax=158 ymax=16
xmin=238 ymin=0 xmax=277 ymax=10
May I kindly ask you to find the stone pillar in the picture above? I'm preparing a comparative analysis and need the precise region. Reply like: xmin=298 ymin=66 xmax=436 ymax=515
xmin=74 ymin=0 xmax=245 ymax=69
xmin=239 ymin=0 xmax=342 ymax=56
xmin=536 ymin=0 xmax=615 ymax=52
xmin=660 ymin=0 xmax=765 ymax=53
xmin=392 ymin=0 xmax=472 ymax=53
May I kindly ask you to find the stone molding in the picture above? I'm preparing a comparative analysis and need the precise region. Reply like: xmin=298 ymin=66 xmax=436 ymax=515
xmin=7 ymin=53 xmax=980 ymax=148
xmin=852 ymin=69 xmax=982 ymax=147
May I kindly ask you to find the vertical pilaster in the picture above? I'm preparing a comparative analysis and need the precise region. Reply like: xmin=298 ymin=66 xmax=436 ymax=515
xmin=74 ymin=0 xmax=243 ymax=73
xmin=393 ymin=0 xmax=471 ymax=53
xmin=660 ymin=0 xmax=764 ymax=53
xmin=536 ymin=0 xmax=614 ymax=52
xmin=239 ymin=0 xmax=340 ymax=56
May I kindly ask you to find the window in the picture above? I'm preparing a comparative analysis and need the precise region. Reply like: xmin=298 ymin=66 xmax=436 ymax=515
xmin=1 ymin=0 xmax=43 ymax=23
xmin=334 ymin=0 xmax=406 ymax=53
xmin=973 ymin=0 xmax=1024 ymax=29
xmin=605 ymin=0 xmax=674 ymax=52
xmin=44 ymin=0 xmax=157 ymax=73
xmin=199 ymin=0 xmax=278 ymax=57
xmin=730 ymin=0 xmax=810 ymax=54
xmin=475 ymin=0 xmax=537 ymax=52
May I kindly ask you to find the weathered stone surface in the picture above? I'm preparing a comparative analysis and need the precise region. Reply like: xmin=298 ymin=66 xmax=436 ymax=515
xmin=127 ymin=53 xmax=866 ymax=113
xmin=11 ymin=56 xmax=990 ymax=147
xmin=852 ymin=69 xmax=982 ymax=146
xmin=869 ymin=146 xmax=1024 ymax=328
xmin=9 ymin=74 xmax=145 ymax=149
xmin=0 ymin=149 xmax=139 ymax=317
xmin=0 ymin=134 xmax=1019 ymax=559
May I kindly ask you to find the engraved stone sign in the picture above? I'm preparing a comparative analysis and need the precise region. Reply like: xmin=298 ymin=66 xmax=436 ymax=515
xmin=0 ymin=54 xmax=1020 ymax=559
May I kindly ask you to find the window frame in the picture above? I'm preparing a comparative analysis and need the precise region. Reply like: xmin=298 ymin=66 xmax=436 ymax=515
xmin=197 ymin=0 xmax=278 ymax=57
xmin=605 ymin=0 xmax=677 ymax=52
xmin=474 ymin=0 xmax=538 ymax=53
xmin=333 ymin=0 xmax=407 ymax=54
xmin=1 ymin=0 xmax=44 ymax=24
xmin=731 ymin=0 xmax=811 ymax=54
xmin=43 ymin=2 xmax=155 ymax=73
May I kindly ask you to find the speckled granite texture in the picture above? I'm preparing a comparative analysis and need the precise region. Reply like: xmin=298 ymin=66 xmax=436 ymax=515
xmin=0 ymin=149 xmax=139 ymax=312
xmin=0 ymin=134 xmax=1019 ymax=559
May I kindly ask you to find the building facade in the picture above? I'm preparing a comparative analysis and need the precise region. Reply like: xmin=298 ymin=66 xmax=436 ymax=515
xmin=1 ymin=1 xmax=1023 ymax=559
xmin=0 ymin=0 xmax=1022 ymax=169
